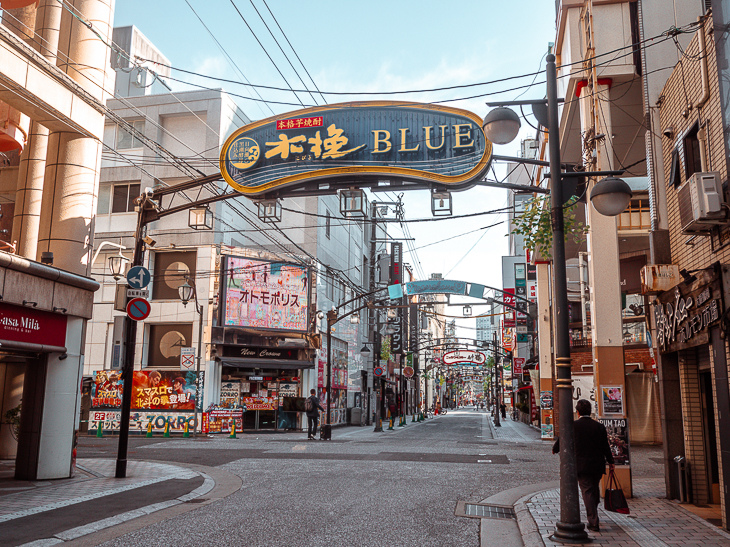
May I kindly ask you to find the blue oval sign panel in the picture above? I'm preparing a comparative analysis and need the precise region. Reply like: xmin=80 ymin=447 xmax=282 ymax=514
xmin=220 ymin=101 xmax=492 ymax=196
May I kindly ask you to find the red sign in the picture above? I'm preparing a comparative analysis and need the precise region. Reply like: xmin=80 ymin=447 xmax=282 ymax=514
xmin=127 ymin=297 xmax=151 ymax=321
xmin=514 ymin=357 xmax=525 ymax=375
xmin=403 ymin=366 xmax=414 ymax=378
xmin=276 ymin=116 xmax=323 ymax=131
xmin=0 ymin=302 xmax=67 ymax=347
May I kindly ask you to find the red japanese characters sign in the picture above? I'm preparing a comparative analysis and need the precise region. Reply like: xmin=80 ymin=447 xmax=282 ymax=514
xmin=276 ymin=116 xmax=323 ymax=130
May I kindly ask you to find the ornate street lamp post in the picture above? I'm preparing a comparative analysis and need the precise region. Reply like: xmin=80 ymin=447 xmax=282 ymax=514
xmin=483 ymin=53 xmax=632 ymax=542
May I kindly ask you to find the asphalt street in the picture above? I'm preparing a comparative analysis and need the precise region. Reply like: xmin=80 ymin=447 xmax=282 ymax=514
xmin=73 ymin=409 xmax=663 ymax=547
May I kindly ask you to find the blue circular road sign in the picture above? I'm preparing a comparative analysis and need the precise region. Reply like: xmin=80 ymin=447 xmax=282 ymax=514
xmin=373 ymin=367 xmax=384 ymax=377
xmin=126 ymin=297 xmax=151 ymax=321
xmin=127 ymin=266 xmax=151 ymax=289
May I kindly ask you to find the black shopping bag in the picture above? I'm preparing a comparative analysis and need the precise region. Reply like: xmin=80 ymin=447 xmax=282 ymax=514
xmin=604 ymin=469 xmax=630 ymax=514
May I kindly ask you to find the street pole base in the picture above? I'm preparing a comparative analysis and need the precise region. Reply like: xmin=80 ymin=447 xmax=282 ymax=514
xmin=320 ymin=424 xmax=331 ymax=440
xmin=550 ymin=521 xmax=590 ymax=543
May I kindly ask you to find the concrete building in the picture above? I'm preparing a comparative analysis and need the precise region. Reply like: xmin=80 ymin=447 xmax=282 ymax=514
xmin=83 ymin=26 xmax=376 ymax=434
xmin=0 ymin=0 xmax=114 ymax=480
xmin=506 ymin=0 xmax=699 ymax=495
xmin=647 ymin=6 xmax=730 ymax=528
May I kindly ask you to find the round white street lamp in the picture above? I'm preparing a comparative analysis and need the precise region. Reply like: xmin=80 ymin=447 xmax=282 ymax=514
xmin=482 ymin=106 xmax=521 ymax=145
xmin=589 ymin=176 xmax=633 ymax=216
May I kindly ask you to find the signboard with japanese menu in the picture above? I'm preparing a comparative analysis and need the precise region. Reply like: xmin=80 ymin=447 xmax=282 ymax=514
xmin=220 ymin=101 xmax=492 ymax=197
xmin=221 ymin=255 xmax=309 ymax=332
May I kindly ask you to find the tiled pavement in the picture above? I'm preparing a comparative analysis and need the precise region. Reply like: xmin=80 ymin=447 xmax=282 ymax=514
xmin=522 ymin=477 xmax=730 ymax=546
xmin=0 ymin=458 xmax=203 ymax=523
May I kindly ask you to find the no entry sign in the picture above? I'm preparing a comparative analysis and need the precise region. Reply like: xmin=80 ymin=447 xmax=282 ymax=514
xmin=126 ymin=297 xmax=151 ymax=321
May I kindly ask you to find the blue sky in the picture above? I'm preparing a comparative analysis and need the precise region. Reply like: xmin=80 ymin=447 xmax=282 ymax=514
xmin=113 ymin=1 xmax=557 ymax=331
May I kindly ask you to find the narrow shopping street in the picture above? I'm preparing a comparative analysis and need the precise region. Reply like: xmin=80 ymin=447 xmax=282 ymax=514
xmin=0 ymin=410 xmax=681 ymax=547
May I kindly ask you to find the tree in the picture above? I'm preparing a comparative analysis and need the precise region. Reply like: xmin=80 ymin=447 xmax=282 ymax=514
xmin=511 ymin=196 xmax=587 ymax=258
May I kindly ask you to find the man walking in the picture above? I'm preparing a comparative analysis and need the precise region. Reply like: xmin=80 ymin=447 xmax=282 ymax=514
xmin=552 ymin=399 xmax=615 ymax=532
xmin=305 ymin=389 xmax=325 ymax=440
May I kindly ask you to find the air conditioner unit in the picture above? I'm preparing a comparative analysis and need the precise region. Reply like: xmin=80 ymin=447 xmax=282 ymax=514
xmin=677 ymin=172 xmax=726 ymax=233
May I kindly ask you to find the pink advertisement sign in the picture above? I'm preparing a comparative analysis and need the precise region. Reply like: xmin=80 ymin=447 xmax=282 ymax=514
xmin=223 ymin=256 xmax=309 ymax=332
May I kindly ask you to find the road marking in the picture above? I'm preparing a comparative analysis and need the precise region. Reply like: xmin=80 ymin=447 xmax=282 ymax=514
xmin=478 ymin=460 xmax=492 ymax=463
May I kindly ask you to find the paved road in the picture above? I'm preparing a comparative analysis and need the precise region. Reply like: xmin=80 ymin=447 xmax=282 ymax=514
xmin=75 ymin=409 xmax=556 ymax=547
xmin=70 ymin=409 xmax=663 ymax=547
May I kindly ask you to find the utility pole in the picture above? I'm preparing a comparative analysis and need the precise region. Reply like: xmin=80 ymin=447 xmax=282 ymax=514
xmin=369 ymin=200 xmax=382 ymax=432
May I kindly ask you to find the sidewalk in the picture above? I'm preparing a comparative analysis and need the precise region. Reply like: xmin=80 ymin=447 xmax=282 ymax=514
xmin=0 ymin=458 xmax=234 ymax=547
xmin=517 ymin=476 xmax=730 ymax=546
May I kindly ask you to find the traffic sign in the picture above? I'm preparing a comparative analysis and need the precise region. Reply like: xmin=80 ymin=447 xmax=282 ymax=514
xmin=126 ymin=297 xmax=151 ymax=321
xmin=403 ymin=366 xmax=414 ymax=378
xmin=127 ymin=266 xmax=151 ymax=289
xmin=180 ymin=347 xmax=195 ymax=370
xmin=373 ymin=366 xmax=384 ymax=377
xmin=127 ymin=289 xmax=150 ymax=299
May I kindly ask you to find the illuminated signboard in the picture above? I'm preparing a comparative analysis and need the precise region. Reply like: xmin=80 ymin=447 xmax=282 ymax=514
xmin=220 ymin=101 xmax=492 ymax=196
xmin=221 ymin=255 xmax=310 ymax=333
xmin=443 ymin=350 xmax=486 ymax=365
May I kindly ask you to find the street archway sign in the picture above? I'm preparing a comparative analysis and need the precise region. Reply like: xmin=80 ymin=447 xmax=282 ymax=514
xmin=443 ymin=350 xmax=486 ymax=366
xmin=220 ymin=101 xmax=492 ymax=197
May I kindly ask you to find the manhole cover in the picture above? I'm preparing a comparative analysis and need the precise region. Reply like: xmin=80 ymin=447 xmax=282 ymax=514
xmin=461 ymin=503 xmax=515 ymax=519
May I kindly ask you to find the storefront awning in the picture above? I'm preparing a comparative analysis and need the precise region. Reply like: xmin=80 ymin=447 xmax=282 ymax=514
xmin=218 ymin=357 xmax=315 ymax=371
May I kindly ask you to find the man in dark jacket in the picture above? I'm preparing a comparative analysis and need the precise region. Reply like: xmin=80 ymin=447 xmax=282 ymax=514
xmin=552 ymin=399 xmax=615 ymax=532
xmin=305 ymin=389 xmax=325 ymax=440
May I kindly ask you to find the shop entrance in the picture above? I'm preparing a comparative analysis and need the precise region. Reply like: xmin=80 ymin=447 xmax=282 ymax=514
xmin=700 ymin=370 xmax=720 ymax=504
xmin=241 ymin=380 xmax=276 ymax=430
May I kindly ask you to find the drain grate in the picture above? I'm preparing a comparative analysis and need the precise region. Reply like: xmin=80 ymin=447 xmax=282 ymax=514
xmin=463 ymin=504 xmax=515 ymax=519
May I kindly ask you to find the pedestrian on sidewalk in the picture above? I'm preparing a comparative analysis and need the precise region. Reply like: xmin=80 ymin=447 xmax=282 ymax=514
xmin=500 ymin=403 xmax=506 ymax=419
xmin=305 ymin=389 xmax=325 ymax=439
xmin=552 ymin=399 xmax=615 ymax=532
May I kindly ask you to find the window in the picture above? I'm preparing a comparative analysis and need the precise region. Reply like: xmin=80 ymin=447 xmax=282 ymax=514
xmin=152 ymin=251 xmax=197 ymax=300
xmin=97 ymin=183 xmax=140 ymax=214
xmin=617 ymin=199 xmax=650 ymax=230
xmin=683 ymin=124 xmax=702 ymax=180
xmin=147 ymin=323 xmax=193 ymax=368
xmin=325 ymin=269 xmax=334 ymax=300
xmin=325 ymin=211 xmax=331 ymax=239
xmin=117 ymin=120 xmax=144 ymax=149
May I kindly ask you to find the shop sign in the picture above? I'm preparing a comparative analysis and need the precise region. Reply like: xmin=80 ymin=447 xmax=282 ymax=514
xmin=220 ymin=101 xmax=492 ymax=197
xmin=598 ymin=418 xmax=630 ymax=466
xmin=513 ymin=357 xmax=525 ymax=374
xmin=221 ymin=255 xmax=309 ymax=333
xmin=202 ymin=407 xmax=243 ymax=434
xmin=91 ymin=370 xmax=123 ymax=408
xmin=220 ymin=381 xmax=241 ymax=408
xmin=0 ymin=302 xmax=67 ymax=347
xmin=221 ymin=345 xmax=299 ymax=359
xmin=88 ymin=370 xmax=200 ymax=411
xmin=641 ymin=264 xmax=680 ymax=294
xmin=653 ymin=270 xmax=723 ymax=353
xmin=540 ymin=391 xmax=553 ymax=410
xmin=241 ymin=396 xmax=277 ymax=411
xmin=90 ymin=410 xmax=193 ymax=433
xmin=248 ymin=376 xmax=264 ymax=381
xmin=443 ymin=350 xmax=485 ymax=365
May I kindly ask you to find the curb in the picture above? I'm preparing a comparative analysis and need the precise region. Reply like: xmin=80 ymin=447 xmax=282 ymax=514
xmin=513 ymin=489 xmax=554 ymax=547
xmin=20 ymin=460 xmax=242 ymax=547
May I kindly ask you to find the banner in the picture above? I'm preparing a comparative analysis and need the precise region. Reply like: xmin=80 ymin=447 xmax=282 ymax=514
xmin=222 ymin=256 xmax=309 ymax=332
xmin=132 ymin=370 xmax=198 ymax=410
xmin=91 ymin=370 xmax=200 ymax=411
xmin=89 ymin=410 xmax=194 ymax=432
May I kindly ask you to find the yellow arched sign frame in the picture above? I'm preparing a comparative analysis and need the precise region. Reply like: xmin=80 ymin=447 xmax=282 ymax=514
xmin=219 ymin=101 xmax=493 ymax=196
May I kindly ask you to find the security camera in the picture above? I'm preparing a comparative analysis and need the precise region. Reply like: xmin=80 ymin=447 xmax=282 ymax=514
xmin=662 ymin=127 xmax=674 ymax=138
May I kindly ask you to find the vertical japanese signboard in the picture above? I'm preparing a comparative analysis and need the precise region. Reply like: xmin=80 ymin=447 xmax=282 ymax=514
xmin=389 ymin=243 xmax=404 ymax=355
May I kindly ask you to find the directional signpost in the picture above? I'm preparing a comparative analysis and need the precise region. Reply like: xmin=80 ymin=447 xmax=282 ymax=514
xmin=126 ymin=266 xmax=151 ymax=290
xmin=126 ymin=297 xmax=151 ymax=322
